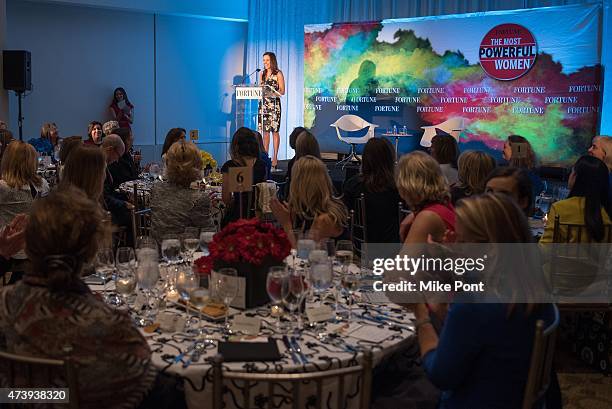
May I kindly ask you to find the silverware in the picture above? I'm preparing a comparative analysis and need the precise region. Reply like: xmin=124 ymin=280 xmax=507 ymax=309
xmin=290 ymin=336 xmax=308 ymax=364
xmin=183 ymin=342 xmax=206 ymax=368
xmin=282 ymin=335 xmax=300 ymax=365
xmin=174 ymin=341 xmax=198 ymax=364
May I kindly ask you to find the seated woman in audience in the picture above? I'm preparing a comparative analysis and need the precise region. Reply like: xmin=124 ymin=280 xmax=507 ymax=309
xmin=0 ymin=214 xmax=27 ymax=279
xmin=286 ymin=126 xmax=307 ymax=172
xmin=29 ymin=122 xmax=60 ymax=157
xmin=502 ymin=134 xmax=544 ymax=195
xmin=588 ymin=135 xmax=612 ymax=171
xmin=221 ymin=127 xmax=267 ymax=225
xmin=108 ymin=127 xmax=140 ymax=186
xmin=0 ymin=129 xmax=14 ymax=162
xmin=396 ymin=151 xmax=455 ymax=243
xmin=151 ymin=140 xmax=213 ymax=242
xmin=84 ymin=121 xmax=103 ymax=146
xmin=272 ymin=155 xmax=347 ymax=245
xmin=255 ymin=130 xmax=272 ymax=179
xmin=103 ymin=120 xmax=119 ymax=137
xmin=451 ymin=150 xmax=496 ymax=204
xmin=0 ymin=187 xmax=157 ymax=409
xmin=161 ymin=127 xmax=186 ymax=160
xmin=56 ymin=136 xmax=82 ymax=181
xmin=0 ymin=141 xmax=49 ymax=227
xmin=343 ymin=138 xmax=401 ymax=243
xmin=285 ymin=129 xmax=320 ymax=198
xmin=430 ymin=132 xmax=459 ymax=185
xmin=485 ymin=167 xmax=533 ymax=216
xmin=59 ymin=144 xmax=106 ymax=203
xmin=414 ymin=193 xmax=557 ymax=409
xmin=540 ymin=155 xmax=611 ymax=243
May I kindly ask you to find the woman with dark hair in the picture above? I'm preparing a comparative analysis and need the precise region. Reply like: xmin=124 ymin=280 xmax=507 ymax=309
xmin=161 ymin=127 xmax=186 ymax=159
xmin=451 ymin=151 xmax=496 ymax=204
xmin=502 ymin=134 xmax=544 ymax=196
xmin=485 ymin=167 xmax=533 ymax=216
xmin=258 ymin=51 xmax=285 ymax=168
xmin=343 ymin=138 xmax=401 ymax=242
xmin=0 ymin=129 xmax=14 ymax=162
xmin=540 ymin=155 xmax=611 ymax=243
xmin=220 ymin=127 xmax=267 ymax=225
xmin=0 ymin=187 xmax=158 ymax=409
xmin=84 ymin=121 xmax=103 ymax=146
xmin=430 ymin=133 xmax=459 ymax=185
xmin=109 ymin=87 xmax=134 ymax=130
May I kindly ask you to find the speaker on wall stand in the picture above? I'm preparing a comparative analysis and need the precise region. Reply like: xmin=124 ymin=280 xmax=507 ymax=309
xmin=2 ymin=50 xmax=32 ymax=140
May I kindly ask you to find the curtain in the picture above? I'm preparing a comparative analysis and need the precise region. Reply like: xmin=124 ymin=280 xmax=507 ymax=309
xmin=246 ymin=0 xmax=609 ymax=159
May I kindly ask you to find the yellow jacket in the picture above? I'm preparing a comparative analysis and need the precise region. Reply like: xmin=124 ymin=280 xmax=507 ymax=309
xmin=539 ymin=196 xmax=612 ymax=243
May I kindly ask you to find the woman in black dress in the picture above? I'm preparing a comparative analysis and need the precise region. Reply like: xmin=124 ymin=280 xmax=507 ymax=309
xmin=258 ymin=52 xmax=285 ymax=168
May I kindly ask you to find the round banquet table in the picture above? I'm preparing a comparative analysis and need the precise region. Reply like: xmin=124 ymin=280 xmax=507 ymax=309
xmin=91 ymin=262 xmax=416 ymax=409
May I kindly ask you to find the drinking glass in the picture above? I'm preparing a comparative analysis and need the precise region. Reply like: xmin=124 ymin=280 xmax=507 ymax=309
xmin=335 ymin=240 xmax=353 ymax=318
xmin=181 ymin=231 xmax=200 ymax=263
xmin=266 ymin=266 xmax=288 ymax=330
xmin=213 ymin=268 xmax=239 ymax=331
xmin=136 ymin=236 xmax=157 ymax=250
xmin=341 ymin=270 xmax=361 ymax=322
xmin=161 ymin=238 xmax=182 ymax=264
xmin=115 ymin=266 xmax=137 ymax=306
xmin=297 ymin=237 xmax=316 ymax=260
xmin=116 ymin=247 xmax=136 ymax=272
xmin=177 ymin=270 xmax=199 ymax=330
xmin=136 ymin=258 xmax=161 ymax=323
xmin=535 ymin=192 xmax=553 ymax=219
xmin=310 ymin=259 xmax=333 ymax=296
xmin=282 ymin=270 xmax=307 ymax=331
xmin=149 ymin=163 xmax=161 ymax=180
xmin=199 ymin=228 xmax=216 ymax=256
xmin=95 ymin=248 xmax=115 ymax=301
xmin=189 ymin=286 xmax=209 ymax=337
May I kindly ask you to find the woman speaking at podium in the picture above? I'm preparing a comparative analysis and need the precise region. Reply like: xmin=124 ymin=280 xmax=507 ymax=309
xmin=258 ymin=51 xmax=285 ymax=168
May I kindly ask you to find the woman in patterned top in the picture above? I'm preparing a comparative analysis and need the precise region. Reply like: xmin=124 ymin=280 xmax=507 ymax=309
xmin=150 ymin=140 xmax=213 ymax=242
xmin=258 ymin=51 xmax=285 ymax=168
xmin=0 ymin=186 xmax=157 ymax=409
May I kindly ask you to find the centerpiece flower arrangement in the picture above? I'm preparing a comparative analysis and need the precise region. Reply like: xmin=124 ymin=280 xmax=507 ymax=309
xmin=200 ymin=150 xmax=217 ymax=170
xmin=193 ymin=219 xmax=292 ymax=308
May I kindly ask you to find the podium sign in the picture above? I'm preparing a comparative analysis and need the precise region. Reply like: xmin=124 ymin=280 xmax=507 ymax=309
xmin=235 ymin=86 xmax=263 ymax=100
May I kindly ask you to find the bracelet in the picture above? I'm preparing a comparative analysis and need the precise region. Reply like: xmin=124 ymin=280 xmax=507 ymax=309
xmin=414 ymin=317 xmax=432 ymax=330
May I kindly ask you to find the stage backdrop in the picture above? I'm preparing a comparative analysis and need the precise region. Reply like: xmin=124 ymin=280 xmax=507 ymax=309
xmin=304 ymin=4 xmax=602 ymax=165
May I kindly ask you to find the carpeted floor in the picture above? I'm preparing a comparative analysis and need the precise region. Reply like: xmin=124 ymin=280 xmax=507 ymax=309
xmin=558 ymin=373 xmax=612 ymax=409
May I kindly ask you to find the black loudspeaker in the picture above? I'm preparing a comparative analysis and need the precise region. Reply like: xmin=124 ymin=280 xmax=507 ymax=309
xmin=3 ymin=50 xmax=32 ymax=92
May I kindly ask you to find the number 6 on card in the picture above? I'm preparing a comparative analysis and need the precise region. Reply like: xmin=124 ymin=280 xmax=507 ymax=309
xmin=228 ymin=166 xmax=253 ymax=192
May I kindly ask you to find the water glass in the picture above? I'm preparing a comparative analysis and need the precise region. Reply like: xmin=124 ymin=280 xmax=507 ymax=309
xmin=282 ymin=270 xmax=307 ymax=331
xmin=311 ymin=259 xmax=333 ymax=296
xmin=96 ymin=248 xmax=115 ymax=301
xmin=149 ymin=163 xmax=161 ymax=180
xmin=266 ymin=266 xmax=288 ymax=329
xmin=161 ymin=238 xmax=182 ymax=264
xmin=297 ymin=238 xmax=316 ymax=260
xmin=336 ymin=240 xmax=353 ymax=274
xmin=212 ymin=268 xmax=239 ymax=331
xmin=199 ymin=229 xmax=216 ymax=256
xmin=535 ymin=192 xmax=553 ymax=218
xmin=181 ymin=232 xmax=200 ymax=263
xmin=341 ymin=270 xmax=361 ymax=322
xmin=115 ymin=266 xmax=137 ymax=306
xmin=177 ymin=270 xmax=199 ymax=330
xmin=116 ymin=247 xmax=136 ymax=272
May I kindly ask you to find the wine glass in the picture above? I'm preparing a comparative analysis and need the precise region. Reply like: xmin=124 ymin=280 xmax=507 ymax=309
xmin=116 ymin=247 xmax=136 ymax=272
xmin=136 ymin=258 xmax=161 ymax=324
xmin=177 ymin=270 xmax=199 ymax=330
xmin=266 ymin=266 xmax=288 ymax=330
xmin=136 ymin=236 xmax=157 ymax=250
xmin=335 ymin=240 xmax=353 ymax=319
xmin=161 ymin=238 xmax=182 ymax=264
xmin=199 ymin=228 xmax=216 ymax=256
xmin=149 ymin=162 xmax=161 ymax=180
xmin=341 ymin=270 xmax=361 ymax=322
xmin=282 ymin=270 xmax=307 ymax=332
xmin=115 ymin=266 xmax=137 ymax=306
xmin=213 ymin=268 xmax=239 ymax=332
xmin=95 ymin=248 xmax=115 ymax=302
xmin=181 ymin=231 xmax=200 ymax=264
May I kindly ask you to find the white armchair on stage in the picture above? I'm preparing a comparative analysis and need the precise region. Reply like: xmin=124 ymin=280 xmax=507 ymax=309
xmin=420 ymin=117 xmax=465 ymax=147
xmin=331 ymin=114 xmax=378 ymax=165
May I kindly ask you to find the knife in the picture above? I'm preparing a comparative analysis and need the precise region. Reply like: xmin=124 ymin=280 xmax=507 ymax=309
xmin=174 ymin=341 xmax=198 ymax=364
xmin=290 ymin=336 xmax=309 ymax=364
xmin=282 ymin=335 xmax=300 ymax=365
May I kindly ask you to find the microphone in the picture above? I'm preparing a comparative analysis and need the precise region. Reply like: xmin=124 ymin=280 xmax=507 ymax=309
xmin=242 ymin=68 xmax=261 ymax=85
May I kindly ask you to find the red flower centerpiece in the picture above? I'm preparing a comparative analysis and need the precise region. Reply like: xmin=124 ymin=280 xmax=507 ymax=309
xmin=193 ymin=218 xmax=292 ymax=308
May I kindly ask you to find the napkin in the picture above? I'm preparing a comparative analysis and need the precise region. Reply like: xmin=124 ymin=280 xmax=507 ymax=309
xmin=218 ymin=338 xmax=282 ymax=362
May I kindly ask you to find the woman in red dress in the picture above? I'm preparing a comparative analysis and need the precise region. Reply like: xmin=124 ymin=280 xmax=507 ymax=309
xmin=109 ymin=87 xmax=134 ymax=130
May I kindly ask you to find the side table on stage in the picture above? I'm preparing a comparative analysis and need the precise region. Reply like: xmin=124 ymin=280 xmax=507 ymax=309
xmin=381 ymin=131 xmax=415 ymax=160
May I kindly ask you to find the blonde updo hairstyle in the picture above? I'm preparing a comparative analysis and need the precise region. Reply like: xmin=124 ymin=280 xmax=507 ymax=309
xmin=165 ymin=140 xmax=203 ymax=188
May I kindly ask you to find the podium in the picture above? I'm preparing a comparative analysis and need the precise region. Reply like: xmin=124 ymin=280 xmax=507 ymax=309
xmin=234 ymin=85 xmax=282 ymax=133
xmin=234 ymin=85 xmax=263 ymax=133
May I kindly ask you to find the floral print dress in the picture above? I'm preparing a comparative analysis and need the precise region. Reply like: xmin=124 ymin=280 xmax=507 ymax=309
xmin=258 ymin=72 xmax=282 ymax=132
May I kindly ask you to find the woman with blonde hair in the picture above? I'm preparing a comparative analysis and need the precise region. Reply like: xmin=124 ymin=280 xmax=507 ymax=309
xmin=150 ymin=140 xmax=213 ymax=241
xmin=59 ymin=144 xmax=106 ymax=202
xmin=413 ymin=193 xmax=557 ymax=409
xmin=272 ymin=155 xmax=348 ymax=244
xmin=29 ymin=122 xmax=59 ymax=156
xmin=0 ymin=141 xmax=49 ymax=226
xmin=0 ymin=186 xmax=157 ymax=409
xmin=451 ymin=150 xmax=496 ymax=204
xmin=396 ymin=151 xmax=455 ymax=243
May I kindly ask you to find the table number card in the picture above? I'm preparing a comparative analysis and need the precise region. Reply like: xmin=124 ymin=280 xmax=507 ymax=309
xmin=228 ymin=166 xmax=253 ymax=193
xmin=306 ymin=305 xmax=334 ymax=323
xmin=230 ymin=315 xmax=261 ymax=335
